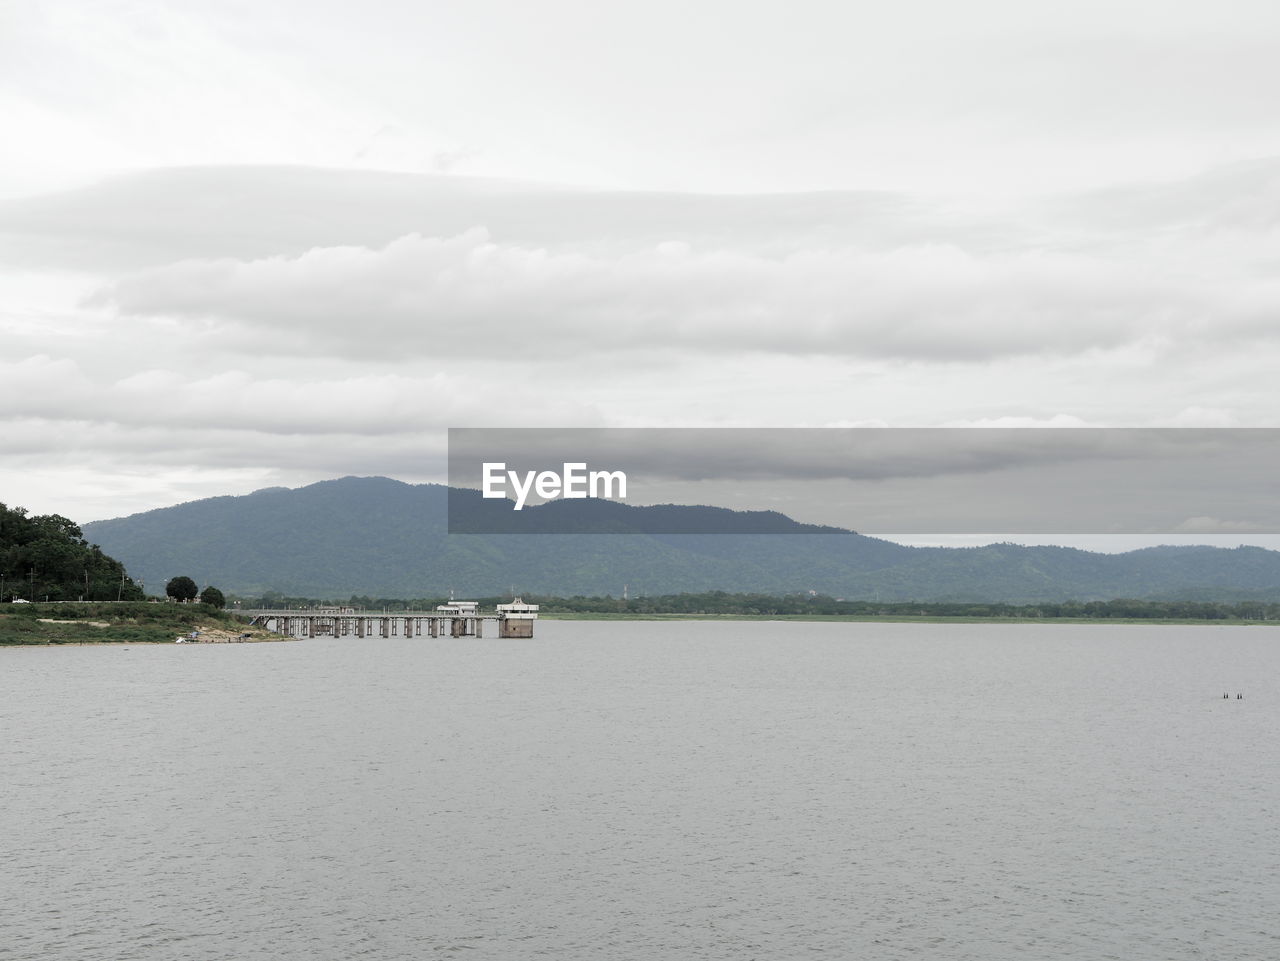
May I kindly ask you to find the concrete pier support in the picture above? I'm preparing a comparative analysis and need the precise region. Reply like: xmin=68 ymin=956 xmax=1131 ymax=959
xmin=245 ymin=603 xmax=537 ymax=640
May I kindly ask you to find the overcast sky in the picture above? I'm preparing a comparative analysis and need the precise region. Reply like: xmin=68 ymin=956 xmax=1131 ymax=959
xmin=4 ymin=1 xmax=1280 ymax=546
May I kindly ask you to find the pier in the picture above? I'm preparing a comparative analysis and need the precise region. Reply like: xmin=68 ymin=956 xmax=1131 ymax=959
xmin=240 ymin=599 xmax=538 ymax=639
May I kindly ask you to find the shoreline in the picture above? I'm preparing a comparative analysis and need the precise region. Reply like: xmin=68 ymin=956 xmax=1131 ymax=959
xmin=1 ymin=635 xmax=295 ymax=647
xmin=1 ymin=639 xmax=294 ymax=647
xmin=540 ymin=612 xmax=1280 ymax=626
xmin=1 ymin=602 xmax=282 ymax=646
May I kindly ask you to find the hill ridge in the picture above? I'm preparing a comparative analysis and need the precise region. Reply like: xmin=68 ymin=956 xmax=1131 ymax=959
xmin=81 ymin=476 xmax=1280 ymax=602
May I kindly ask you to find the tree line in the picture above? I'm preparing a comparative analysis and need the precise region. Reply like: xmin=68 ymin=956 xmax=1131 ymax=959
xmin=224 ymin=589 xmax=1280 ymax=620
xmin=163 ymin=575 xmax=225 ymax=608
xmin=524 ymin=592 xmax=1280 ymax=620
xmin=0 ymin=501 xmax=230 ymax=607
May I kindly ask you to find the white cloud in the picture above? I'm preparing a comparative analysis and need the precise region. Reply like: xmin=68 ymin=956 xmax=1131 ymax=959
xmin=0 ymin=354 xmax=604 ymax=438
xmin=95 ymin=226 xmax=1245 ymax=364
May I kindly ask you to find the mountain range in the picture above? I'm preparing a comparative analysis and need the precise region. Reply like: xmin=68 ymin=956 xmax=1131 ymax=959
xmin=81 ymin=476 xmax=1280 ymax=602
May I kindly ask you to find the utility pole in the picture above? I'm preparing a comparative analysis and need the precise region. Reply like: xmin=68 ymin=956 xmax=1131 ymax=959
xmin=118 ymin=571 xmax=124 ymax=602
xmin=29 ymin=568 xmax=35 ymax=602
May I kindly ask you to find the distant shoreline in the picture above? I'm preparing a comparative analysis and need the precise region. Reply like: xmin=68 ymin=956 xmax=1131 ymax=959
xmin=541 ymin=612 xmax=1280 ymax=626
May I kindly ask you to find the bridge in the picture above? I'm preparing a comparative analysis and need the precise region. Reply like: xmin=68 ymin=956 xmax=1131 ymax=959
xmin=239 ymin=599 xmax=538 ymax=639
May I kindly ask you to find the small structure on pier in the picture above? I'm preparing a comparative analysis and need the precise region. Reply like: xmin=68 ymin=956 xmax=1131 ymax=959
xmin=496 ymin=598 xmax=539 ymax=637
xmin=436 ymin=600 xmax=481 ymax=637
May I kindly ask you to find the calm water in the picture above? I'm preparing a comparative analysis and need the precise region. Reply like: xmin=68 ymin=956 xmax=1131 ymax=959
xmin=3 ymin=621 xmax=1278 ymax=960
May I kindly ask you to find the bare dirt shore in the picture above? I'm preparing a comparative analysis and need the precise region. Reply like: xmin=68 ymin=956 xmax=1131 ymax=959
xmin=18 ymin=622 xmax=292 ymax=645
xmin=173 ymin=624 xmax=291 ymax=643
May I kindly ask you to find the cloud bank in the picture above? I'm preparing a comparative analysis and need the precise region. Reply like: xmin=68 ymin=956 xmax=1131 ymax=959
xmin=2 ymin=161 xmax=1280 ymax=521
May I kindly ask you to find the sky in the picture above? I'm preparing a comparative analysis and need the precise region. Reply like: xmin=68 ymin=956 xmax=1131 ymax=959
xmin=4 ymin=0 xmax=1280 ymax=546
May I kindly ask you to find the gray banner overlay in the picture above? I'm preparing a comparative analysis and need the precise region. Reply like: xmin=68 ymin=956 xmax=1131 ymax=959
xmin=447 ymin=428 xmax=1280 ymax=535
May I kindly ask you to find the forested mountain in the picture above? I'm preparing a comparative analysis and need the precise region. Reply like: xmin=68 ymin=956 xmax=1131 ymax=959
xmin=80 ymin=476 xmax=1280 ymax=603
xmin=1 ymin=502 xmax=145 ymax=602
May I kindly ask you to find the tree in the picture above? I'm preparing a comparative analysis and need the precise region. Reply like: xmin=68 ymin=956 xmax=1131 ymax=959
xmin=200 ymin=585 xmax=225 ymax=608
xmin=166 ymin=576 xmax=198 ymax=602
xmin=1 ymin=502 xmax=144 ymax=602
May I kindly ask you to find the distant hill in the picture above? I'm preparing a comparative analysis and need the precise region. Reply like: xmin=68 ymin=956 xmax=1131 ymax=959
xmin=81 ymin=476 xmax=1280 ymax=602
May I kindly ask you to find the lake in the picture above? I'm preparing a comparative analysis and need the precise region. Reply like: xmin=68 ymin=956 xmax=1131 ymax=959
xmin=3 ymin=620 xmax=1277 ymax=959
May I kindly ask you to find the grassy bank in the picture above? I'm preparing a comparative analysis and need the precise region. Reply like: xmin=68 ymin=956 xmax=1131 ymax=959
xmin=0 ymin=601 xmax=275 ymax=645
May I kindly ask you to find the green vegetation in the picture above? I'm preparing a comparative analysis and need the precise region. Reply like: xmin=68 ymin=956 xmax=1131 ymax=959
xmin=200 ymin=585 xmax=225 ymax=608
xmin=1 ymin=502 xmax=144 ymax=603
xmin=532 ymin=592 xmax=1280 ymax=620
xmin=225 ymin=589 xmax=1280 ymax=623
xmin=0 ymin=601 xmax=262 ymax=645
xmin=166 ymin=575 xmax=198 ymax=602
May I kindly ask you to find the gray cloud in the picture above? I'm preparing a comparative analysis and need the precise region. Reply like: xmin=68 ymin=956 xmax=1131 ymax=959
xmin=0 ymin=161 xmax=1252 ymax=370
xmin=0 ymin=352 xmax=604 ymax=437
xmin=0 ymin=166 xmax=934 ymax=270
xmin=89 ymin=226 xmax=1246 ymax=364
xmin=10 ymin=158 xmax=1280 ymax=270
